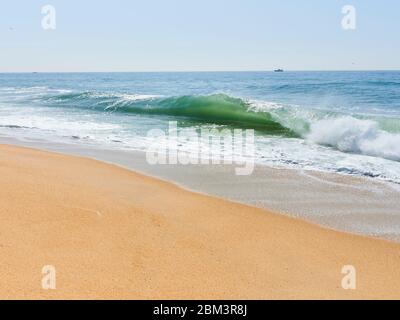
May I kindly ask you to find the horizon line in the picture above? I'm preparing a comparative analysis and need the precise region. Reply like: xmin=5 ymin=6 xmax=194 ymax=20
xmin=1 ymin=69 xmax=400 ymax=74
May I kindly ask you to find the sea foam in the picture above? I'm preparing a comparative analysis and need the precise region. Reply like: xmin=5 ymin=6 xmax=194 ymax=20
xmin=307 ymin=116 xmax=400 ymax=161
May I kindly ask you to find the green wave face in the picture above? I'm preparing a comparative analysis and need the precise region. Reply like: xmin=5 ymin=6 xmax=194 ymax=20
xmin=45 ymin=93 xmax=297 ymax=137
xmin=135 ymin=95 xmax=296 ymax=136
xmin=41 ymin=91 xmax=400 ymax=140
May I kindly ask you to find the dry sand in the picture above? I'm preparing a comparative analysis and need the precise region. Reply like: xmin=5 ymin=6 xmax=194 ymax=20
xmin=0 ymin=144 xmax=399 ymax=300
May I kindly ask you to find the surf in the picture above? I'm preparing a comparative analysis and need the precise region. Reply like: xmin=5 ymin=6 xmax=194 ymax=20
xmin=17 ymin=89 xmax=400 ymax=163
xmin=307 ymin=116 xmax=400 ymax=162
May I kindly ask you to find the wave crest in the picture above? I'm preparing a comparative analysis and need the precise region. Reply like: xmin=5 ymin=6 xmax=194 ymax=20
xmin=45 ymin=92 xmax=296 ymax=136
xmin=307 ymin=117 xmax=400 ymax=161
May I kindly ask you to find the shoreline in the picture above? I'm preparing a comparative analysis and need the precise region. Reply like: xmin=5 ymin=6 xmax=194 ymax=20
xmin=1 ymin=136 xmax=400 ymax=241
xmin=1 ymin=143 xmax=400 ymax=299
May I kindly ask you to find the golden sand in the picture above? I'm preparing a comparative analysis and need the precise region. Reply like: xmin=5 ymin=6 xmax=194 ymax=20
xmin=0 ymin=144 xmax=399 ymax=299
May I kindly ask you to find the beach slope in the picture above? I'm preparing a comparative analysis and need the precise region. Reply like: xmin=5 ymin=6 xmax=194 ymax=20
xmin=0 ymin=144 xmax=399 ymax=299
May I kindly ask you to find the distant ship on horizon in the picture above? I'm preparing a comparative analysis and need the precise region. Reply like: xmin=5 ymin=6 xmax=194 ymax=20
xmin=274 ymin=69 xmax=284 ymax=72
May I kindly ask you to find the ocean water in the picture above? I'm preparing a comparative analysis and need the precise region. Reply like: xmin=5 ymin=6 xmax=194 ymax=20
xmin=1 ymin=71 xmax=400 ymax=185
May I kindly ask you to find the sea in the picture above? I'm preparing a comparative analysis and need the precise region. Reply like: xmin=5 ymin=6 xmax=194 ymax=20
xmin=1 ymin=71 xmax=399 ymax=185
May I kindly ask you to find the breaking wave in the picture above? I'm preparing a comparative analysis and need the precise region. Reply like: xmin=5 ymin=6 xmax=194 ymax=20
xmin=31 ymin=91 xmax=400 ymax=162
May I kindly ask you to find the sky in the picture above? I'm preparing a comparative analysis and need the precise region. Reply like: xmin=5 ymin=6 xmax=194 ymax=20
xmin=0 ymin=0 xmax=399 ymax=72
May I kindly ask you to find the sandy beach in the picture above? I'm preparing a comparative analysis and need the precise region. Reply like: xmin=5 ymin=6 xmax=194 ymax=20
xmin=0 ymin=144 xmax=399 ymax=300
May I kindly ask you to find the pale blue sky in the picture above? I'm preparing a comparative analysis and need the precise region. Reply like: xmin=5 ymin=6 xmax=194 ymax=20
xmin=1 ymin=0 xmax=399 ymax=72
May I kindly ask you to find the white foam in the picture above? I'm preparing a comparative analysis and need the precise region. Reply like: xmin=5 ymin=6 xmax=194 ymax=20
xmin=307 ymin=116 xmax=400 ymax=162
xmin=88 ymin=92 xmax=160 ymax=101
xmin=247 ymin=99 xmax=286 ymax=111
